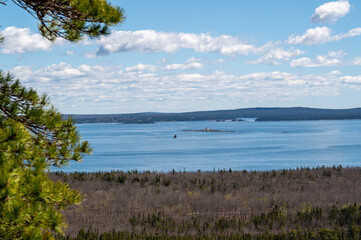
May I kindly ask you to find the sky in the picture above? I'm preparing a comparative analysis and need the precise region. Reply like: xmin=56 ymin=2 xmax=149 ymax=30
xmin=1 ymin=0 xmax=361 ymax=114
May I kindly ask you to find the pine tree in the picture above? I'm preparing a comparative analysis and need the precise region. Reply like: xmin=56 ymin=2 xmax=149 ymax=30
xmin=0 ymin=0 xmax=123 ymax=238
xmin=0 ymin=71 xmax=92 ymax=239
xmin=0 ymin=0 xmax=125 ymax=41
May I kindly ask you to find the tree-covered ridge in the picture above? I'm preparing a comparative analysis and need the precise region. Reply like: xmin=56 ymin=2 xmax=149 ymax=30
xmin=0 ymin=72 xmax=92 ymax=239
xmin=67 ymin=107 xmax=361 ymax=124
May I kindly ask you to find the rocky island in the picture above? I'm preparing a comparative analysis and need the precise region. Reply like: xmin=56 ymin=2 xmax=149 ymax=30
xmin=182 ymin=127 xmax=236 ymax=132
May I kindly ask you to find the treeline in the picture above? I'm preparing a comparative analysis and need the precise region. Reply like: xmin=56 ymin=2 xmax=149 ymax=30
xmin=58 ymin=223 xmax=361 ymax=240
xmin=65 ymin=107 xmax=361 ymax=123
xmin=51 ymin=166 xmax=361 ymax=239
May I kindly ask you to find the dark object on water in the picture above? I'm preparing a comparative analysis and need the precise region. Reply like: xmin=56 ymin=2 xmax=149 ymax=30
xmin=173 ymin=134 xmax=177 ymax=139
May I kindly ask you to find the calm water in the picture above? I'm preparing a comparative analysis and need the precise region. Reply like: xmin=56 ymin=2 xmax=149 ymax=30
xmin=60 ymin=120 xmax=361 ymax=172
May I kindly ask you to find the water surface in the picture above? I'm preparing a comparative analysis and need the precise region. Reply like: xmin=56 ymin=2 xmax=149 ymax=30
xmin=60 ymin=120 xmax=361 ymax=172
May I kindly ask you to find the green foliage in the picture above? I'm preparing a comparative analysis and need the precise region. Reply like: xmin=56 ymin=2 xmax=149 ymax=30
xmin=252 ymin=205 xmax=288 ymax=230
xmin=0 ymin=24 xmax=3 ymax=42
xmin=3 ymin=0 xmax=125 ymax=41
xmin=0 ymin=72 xmax=92 ymax=239
xmin=329 ymin=204 xmax=361 ymax=227
xmin=296 ymin=202 xmax=323 ymax=226
xmin=57 ymin=226 xmax=358 ymax=240
xmin=0 ymin=0 xmax=122 ymax=238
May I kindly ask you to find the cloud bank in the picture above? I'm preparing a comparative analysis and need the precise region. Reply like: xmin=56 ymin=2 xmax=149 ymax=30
xmin=96 ymin=30 xmax=268 ymax=56
xmin=247 ymin=48 xmax=305 ymax=65
xmin=10 ymin=62 xmax=360 ymax=113
xmin=290 ymin=51 xmax=345 ymax=67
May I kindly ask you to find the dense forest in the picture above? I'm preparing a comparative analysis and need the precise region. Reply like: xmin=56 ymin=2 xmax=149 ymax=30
xmin=53 ymin=166 xmax=361 ymax=239
xmin=66 ymin=107 xmax=361 ymax=123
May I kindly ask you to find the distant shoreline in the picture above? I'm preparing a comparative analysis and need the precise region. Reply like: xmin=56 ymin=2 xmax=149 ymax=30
xmin=64 ymin=107 xmax=361 ymax=124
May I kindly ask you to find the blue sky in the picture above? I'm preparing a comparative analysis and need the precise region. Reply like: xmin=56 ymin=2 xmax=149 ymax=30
xmin=1 ymin=0 xmax=361 ymax=113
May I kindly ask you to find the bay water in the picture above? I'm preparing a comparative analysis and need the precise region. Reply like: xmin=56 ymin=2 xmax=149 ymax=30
xmin=61 ymin=120 xmax=361 ymax=172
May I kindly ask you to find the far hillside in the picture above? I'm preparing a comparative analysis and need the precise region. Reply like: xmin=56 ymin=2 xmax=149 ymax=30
xmin=65 ymin=107 xmax=361 ymax=123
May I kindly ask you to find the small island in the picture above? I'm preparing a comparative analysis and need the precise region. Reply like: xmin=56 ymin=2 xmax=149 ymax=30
xmin=183 ymin=127 xmax=236 ymax=132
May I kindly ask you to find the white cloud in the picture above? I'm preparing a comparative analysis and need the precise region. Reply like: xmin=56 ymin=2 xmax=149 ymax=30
xmin=83 ymin=52 xmax=97 ymax=59
xmin=340 ymin=75 xmax=361 ymax=83
xmin=342 ymin=56 xmax=361 ymax=66
xmin=311 ymin=0 xmax=350 ymax=23
xmin=165 ymin=58 xmax=203 ymax=70
xmin=329 ymin=70 xmax=342 ymax=75
xmin=288 ymin=26 xmax=331 ymax=45
xmin=247 ymin=48 xmax=305 ymax=65
xmin=335 ymin=28 xmax=361 ymax=39
xmin=214 ymin=58 xmax=225 ymax=64
xmin=290 ymin=51 xmax=361 ymax=68
xmin=185 ymin=57 xmax=199 ymax=63
xmin=96 ymin=30 xmax=267 ymax=56
xmin=0 ymin=27 xmax=54 ymax=54
xmin=165 ymin=62 xmax=203 ymax=71
xmin=327 ymin=51 xmax=345 ymax=58
xmin=288 ymin=26 xmax=361 ymax=45
xmin=290 ymin=50 xmax=345 ymax=67
xmin=290 ymin=58 xmax=313 ymax=68
xmin=125 ymin=63 xmax=157 ymax=72
xmin=350 ymin=57 xmax=361 ymax=65
xmin=124 ymin=58 xmax=203 ymax=72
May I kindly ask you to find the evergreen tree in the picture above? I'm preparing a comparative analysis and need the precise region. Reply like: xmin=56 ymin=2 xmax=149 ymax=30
xmin=0 ymin=0 xmax=123 ymax=238
xmin=0 ymin=71 xmax=92 ymax=239
xmin=0 ymin=0 xmax=125 ymax=41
